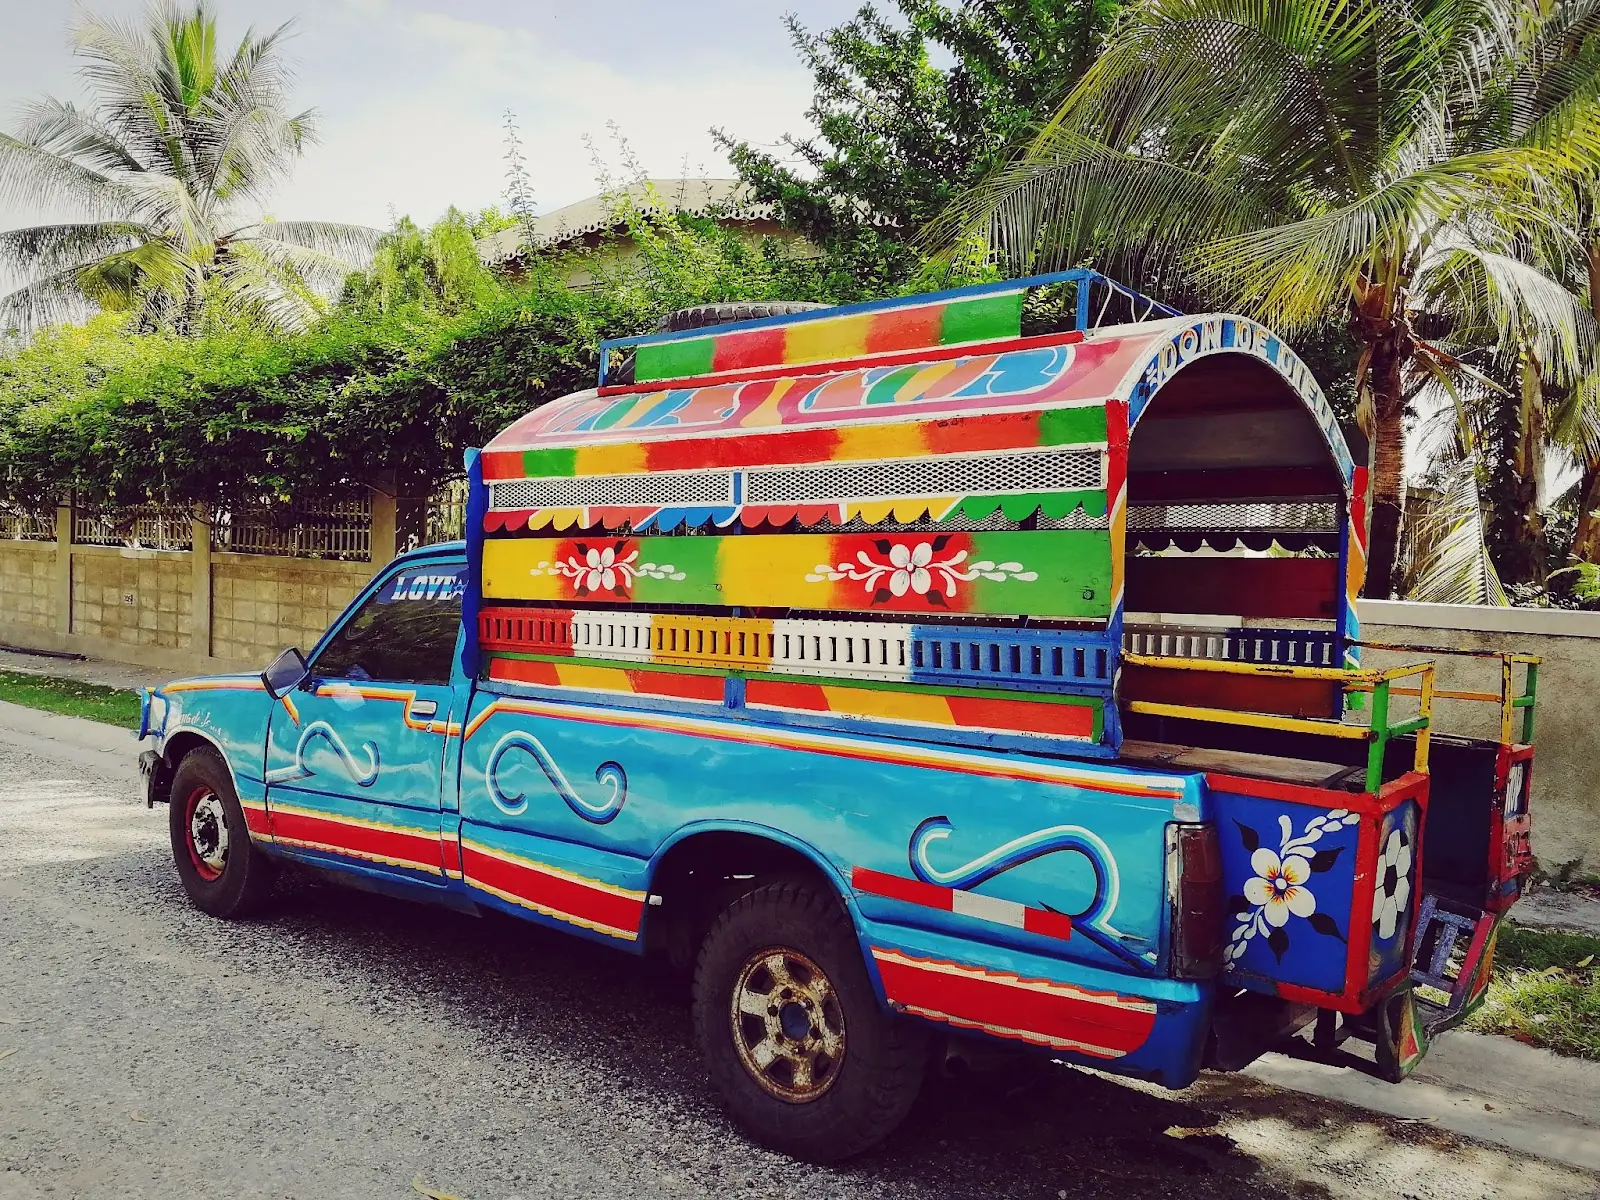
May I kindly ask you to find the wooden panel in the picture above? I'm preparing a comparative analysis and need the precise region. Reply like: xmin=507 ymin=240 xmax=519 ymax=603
xmin=1118 ymin=739 xmax=1355 ymax=787
xmin=482 ymin=529 xmax=1113 ymax=619
xmin=1120 ymin=664 xmax=1341 ymax=720
xmin=1125 ymin=556 xmax=1338 ymax=619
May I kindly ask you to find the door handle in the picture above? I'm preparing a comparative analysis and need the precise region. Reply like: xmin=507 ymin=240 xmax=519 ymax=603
xmin=409 ymin=699 xmax=439 ymax=719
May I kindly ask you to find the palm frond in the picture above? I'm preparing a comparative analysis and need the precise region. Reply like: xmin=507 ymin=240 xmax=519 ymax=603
xmin=251 ymin=220 xmax=379 ymax=262
xmin=0 ymin=221 xmax=152 ymax=275
xmin=1402 ymin=460 xmax=1508 ymax=605
xmin=1418 ymin=242 xmax=1597 ymax=387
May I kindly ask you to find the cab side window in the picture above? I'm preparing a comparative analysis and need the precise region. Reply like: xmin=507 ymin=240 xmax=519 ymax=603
xmin=312 ymin=566 xmax=466 ymax=686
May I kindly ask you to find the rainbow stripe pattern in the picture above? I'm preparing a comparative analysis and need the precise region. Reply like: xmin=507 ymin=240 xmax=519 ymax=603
xmin=620 ymin=290 xmax=1027 ymax=386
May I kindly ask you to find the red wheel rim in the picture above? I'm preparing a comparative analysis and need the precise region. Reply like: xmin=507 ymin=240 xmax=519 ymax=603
xmin=183 ymin=785 xmax=229 ymax=881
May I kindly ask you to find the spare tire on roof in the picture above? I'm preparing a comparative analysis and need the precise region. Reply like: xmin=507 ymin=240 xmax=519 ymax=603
xmin=608 ymin=301 xmax=835 ymax=386
xmin=656 ymin=300 xmax=833 ymax=334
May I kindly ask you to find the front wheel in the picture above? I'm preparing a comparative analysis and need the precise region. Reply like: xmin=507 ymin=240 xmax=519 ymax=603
xmin=691 ymin=880 xmax=926 ymax=1161
xmin=167 ymin=747 xmax=274 ymax=919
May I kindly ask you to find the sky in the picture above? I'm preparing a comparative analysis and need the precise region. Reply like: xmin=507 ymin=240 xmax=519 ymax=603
xmin=0 ymin=0 xmax=864 ymax=234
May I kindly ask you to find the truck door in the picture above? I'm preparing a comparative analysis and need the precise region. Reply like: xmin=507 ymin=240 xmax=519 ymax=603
xmin=264 ymin=561 xmax=466 ymax=882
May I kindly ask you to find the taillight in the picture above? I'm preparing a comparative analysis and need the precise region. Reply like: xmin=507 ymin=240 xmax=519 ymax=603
xmin=1168 ymin=822 xmax=1224 ymax=979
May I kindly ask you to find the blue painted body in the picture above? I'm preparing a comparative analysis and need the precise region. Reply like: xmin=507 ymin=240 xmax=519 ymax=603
xmin=144 ymin=543 xmax=1401 ymax=1089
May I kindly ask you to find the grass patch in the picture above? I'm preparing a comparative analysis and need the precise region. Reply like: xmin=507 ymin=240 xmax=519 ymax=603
xmin=0 ymin=669 xmax=142 ymax=729
xmin=1468 ymin=925 xmax=1600 ymax=1061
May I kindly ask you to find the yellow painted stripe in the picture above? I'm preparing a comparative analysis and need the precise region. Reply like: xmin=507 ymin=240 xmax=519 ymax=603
xmin=832 ymin=417 xmax=930 ymax=460
xmin=786 ymin=312 xmax=870 ymax=364
xmin=574 ymin=441 xmax=647 ymax=475
xmin=554 ymin=663 xmax=636 ymax=692
xmin=819 ymin=686 xmax=954 ymax=725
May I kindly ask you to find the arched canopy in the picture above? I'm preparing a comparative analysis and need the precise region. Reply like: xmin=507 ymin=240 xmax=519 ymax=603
xmin=480 ymin=309 xmax=1355 ymax=538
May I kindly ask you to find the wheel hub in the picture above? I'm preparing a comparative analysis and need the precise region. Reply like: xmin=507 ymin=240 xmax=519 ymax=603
xmin=186 ymin=789 xmax=229 ymax=880
xmin=729 ymin=947 xmax=846 ymax=1103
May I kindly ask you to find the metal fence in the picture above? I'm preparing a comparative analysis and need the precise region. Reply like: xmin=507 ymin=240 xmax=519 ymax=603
xmin=215 ymin=494 xmax=373 ymax=561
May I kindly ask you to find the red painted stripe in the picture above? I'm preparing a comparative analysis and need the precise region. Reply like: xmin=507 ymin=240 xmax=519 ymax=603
xmin=645 ymin=425 xmax=841 ymax=473
xmin=482 ymin=448 xmax=527 ymax=481
xmin=268 ymin=808 xmax=442 ymax=872
xmin=489 ymin=657 xmax=564 ymax=687
xmin=943 ymin=695 xmax=1095 ymax=739
xmin=711 ymin=325 xmax=788 ymax=373
xmin=461 ymin=843 xmax=643 ymax=937
xmin=865 ymin=305 xmax=945 ymax=355
xmin=240 ymin=803 xmax=271 ymax=836
xmin=852 ymin=866 xmax=955 ymax=912
xmin=627 ymin=671 xmax=725 ymax=702
xmin=1022 ymin=908 xmax=1076 ymax=940
xmin=745 ymin=679 xmax=830 ymax=711
xmin=874 ymin=953 xmax=1156 ymax=1053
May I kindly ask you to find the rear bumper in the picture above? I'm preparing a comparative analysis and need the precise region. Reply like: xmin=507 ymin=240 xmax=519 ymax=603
xmin=858 ymin=924 xmax=1212 ymax=1089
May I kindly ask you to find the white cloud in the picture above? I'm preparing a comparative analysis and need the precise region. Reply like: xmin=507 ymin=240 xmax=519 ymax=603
xmin=266 ymin=2 xmax=821 ymax=229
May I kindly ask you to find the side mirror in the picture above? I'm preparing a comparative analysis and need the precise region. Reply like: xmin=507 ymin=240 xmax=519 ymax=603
xmin=261 ymin=647 xmax=309 ymax=699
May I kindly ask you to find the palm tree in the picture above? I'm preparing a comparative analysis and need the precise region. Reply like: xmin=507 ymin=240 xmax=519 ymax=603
xmin=930 ymin=0 xmax=1600 ymax=598
xmin=0 ymin=2 xmax=377 ymax=335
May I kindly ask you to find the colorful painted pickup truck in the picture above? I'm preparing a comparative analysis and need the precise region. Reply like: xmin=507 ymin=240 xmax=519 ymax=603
xmin=138 ymin=272 xmax=1539 ymax=1162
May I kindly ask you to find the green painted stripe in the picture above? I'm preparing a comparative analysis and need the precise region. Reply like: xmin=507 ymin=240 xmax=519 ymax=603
xmin=1038 ymin=405 xmax=1108 ymax=446
xmin=635 ymin=336 xmax=716 ymax=383
xmin=520 ymin=447 xmax=577 ymax=478
xmin=940 ymin=292 xmax=1024 ymax=345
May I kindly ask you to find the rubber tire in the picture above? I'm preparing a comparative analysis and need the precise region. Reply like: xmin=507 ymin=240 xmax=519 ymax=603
xmin=691 ymin=880 xmax=926 ymax=1162
xmin=656 ymin=301 xmax=832 ymax=334
xmin=168 ymin=746 xmax=274 ymax=919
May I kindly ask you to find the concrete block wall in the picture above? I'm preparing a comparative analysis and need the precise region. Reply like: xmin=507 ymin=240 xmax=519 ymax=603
xmin=211 ymin=554 xmax=372 ymax=665
xmin=70 ymin=547 xmax=194 ymax=652
xmin=0 ymin=492 xmax=396 ymax=676
xmin=0 ymin=541 xmax=57 ymax=632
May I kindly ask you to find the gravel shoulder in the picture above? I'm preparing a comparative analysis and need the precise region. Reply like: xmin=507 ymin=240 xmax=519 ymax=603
xmin=1 ymin=704 xmax=1596 ymax=1200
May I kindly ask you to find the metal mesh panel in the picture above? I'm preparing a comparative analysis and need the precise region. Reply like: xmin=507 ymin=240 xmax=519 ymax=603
xmin=491 ymin=471 xmax=731 ymax=510
xmin=1128 ymin=499 xmax=1339 ymax=532
xmin=745 ymin=448 xmax=1103 ymax=504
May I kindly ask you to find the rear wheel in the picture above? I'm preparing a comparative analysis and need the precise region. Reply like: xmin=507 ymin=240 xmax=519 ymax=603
xmin=691 ymin=880 xmax=926 ymax=1161
xmin=168 ymin=747 xmax=274 ymax=919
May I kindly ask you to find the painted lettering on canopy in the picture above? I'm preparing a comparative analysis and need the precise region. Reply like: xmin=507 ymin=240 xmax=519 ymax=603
xmin=1128 ymin=317 xmax=1354 ymax=486
xmin=382 ymin=569 xmax=467 ymax=603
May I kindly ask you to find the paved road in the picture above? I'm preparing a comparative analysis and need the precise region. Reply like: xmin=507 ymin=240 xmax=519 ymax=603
xmin=0 ymin=705 xmax=1595 ymax=1200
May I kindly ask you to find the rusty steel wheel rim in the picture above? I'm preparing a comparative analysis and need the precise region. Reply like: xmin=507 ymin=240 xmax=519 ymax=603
xmin=729 ymin=946 xmax=846 ymax=1103
xmin=185 ymin=786 xmax=229 ymax=881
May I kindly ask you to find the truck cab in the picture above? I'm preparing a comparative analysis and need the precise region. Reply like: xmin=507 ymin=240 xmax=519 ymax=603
xmin=140 ymin=273 xmax=1537 ymax=1161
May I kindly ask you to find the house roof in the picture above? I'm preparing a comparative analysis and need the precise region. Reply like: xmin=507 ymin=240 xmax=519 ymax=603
xmin=475 ymin=177 xmax=777 ymax=265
